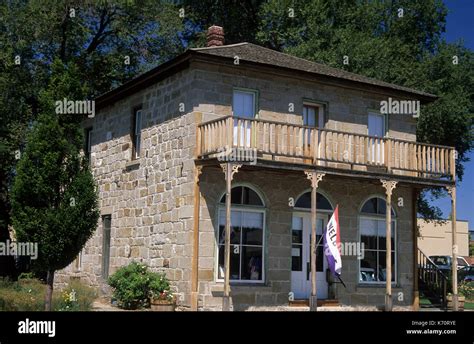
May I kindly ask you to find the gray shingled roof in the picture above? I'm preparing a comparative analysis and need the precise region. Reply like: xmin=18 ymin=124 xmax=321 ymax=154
xmin=191 ymin=43 xmax=436 ymax=99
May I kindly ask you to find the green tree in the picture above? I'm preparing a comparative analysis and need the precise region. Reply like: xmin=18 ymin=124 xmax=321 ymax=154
xmin=183 ymin=0 xmax=265 ymax=47
xmin=11 ymin=60 xmax=100 ymax=311
xmin=0 ymin=0 xmax=190 ymax=278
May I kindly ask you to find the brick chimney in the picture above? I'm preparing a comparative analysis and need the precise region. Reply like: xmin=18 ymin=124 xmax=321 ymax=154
xmin=206 ymin=25 xmax=225 ymax=47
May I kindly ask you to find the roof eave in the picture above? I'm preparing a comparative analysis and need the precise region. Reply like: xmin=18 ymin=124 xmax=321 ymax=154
xmin=191 ymin=52 xmax=438 ymax=103
xmin=95 ymin=50 xmax=194 ymax=111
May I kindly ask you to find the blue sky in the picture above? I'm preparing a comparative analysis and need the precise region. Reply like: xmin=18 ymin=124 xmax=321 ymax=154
xmin=430 ymin=0 xmax=473 ymax=229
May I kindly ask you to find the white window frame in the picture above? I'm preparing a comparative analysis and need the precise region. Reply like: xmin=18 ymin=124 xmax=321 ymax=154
xmin=358 ymin=196 xmax=397 ymax=285
xmin=215 ymin=185 xmax=266 ymax=284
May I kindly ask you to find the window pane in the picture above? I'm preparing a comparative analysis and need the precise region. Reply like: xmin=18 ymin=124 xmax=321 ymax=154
xmin=233 ymin=91 xmax=255 ymax=118
xmin=220 ymin=187 xmax=264 ymax=206
xmin=292 ymin=216 xmax=302 ymax=230
xmin=360 ymin=219 xmax=377 ymax=250
xmin=242 ymin=212 xmax=263 ymax=245
xmin=292 ymin=230 xmax=302 ymax=244
xmin=377 ymin=198 xmax=387 ymax=215
xmin=377 ymin=220 xmax=395 ymax=250
xmin=292 ymin=245 xmax=303 ymax=271
xmin=243 ymin=187 xmax=263 ymax=206
xmin=295 ymin=192 xmax=332 ymax=210
xmin=318 ymin=194 xmax=332 ymax=210
xmin=360 ymin=250 xmax=377 ymax=282
xmin=218 ymin=245 xmax=240 ymax=280
xmin=303 ymin=106 xmax=317 ymax=127
xmin=378 ymin=252 xmax=395 ymax=282
xmin=316 ymin=235 xmax=324 ymax=272
xmin=241 ymin=246 xmax=262 ymax=280
xmin=135 ymin=110 xmax=142 ymax=135
xmin=368 ymin=113 xmax=384 ymax=137
xmin=361 ymin=198 xmax=378 ymax=214
xmin=295 ymin=192 xmax=311 ymax=208
xmin=231 ymin=186 xmax=243 ymax=204
xmin=218 ymin=211 xmax=241 ymax=245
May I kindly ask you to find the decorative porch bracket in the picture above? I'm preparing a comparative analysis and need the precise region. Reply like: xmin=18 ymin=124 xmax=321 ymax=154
xmin=446 ymin=185 xmax=458 ymax=311
xmin=381 ymin=179 xmax=397 ymax=311
xmin=305 ymin=171 xmax=325 ymax=311
xmin=221 ymin=163 xmax=241 ymax=311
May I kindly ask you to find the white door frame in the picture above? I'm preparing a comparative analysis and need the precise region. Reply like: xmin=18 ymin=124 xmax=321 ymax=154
xmin=291 ymin=211 xmax=329 ymax=300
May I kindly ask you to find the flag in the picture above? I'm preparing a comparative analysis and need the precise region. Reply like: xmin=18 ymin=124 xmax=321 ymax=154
xmin=324 ymin=205 xmax=342 ymax=277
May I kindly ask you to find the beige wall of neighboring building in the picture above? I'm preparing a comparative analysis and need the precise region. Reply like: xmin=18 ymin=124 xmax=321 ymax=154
xmin=418 ymin=219 xmax=470 ymax=257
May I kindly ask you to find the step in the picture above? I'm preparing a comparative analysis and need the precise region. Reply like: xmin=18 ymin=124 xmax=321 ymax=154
xmin=289 ymin=299 xmax=339 ymax=307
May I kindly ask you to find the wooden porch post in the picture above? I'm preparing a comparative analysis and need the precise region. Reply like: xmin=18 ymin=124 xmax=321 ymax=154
xmin=305 ymin=171 xmax=325 ymax=311
xmin=412 ymin=188 xmax=420 ymax=311
xmin=381 ymin=179 xmax=397 ymax=311
xmin=221 ymin=163 xmax=241 ymax=311
xmin=447 ymin=185 xmax=458 ymax=311
xmin=191 ymin=165 xmax=202 ymax=311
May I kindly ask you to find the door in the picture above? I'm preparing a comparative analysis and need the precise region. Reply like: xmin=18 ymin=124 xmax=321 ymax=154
xmin=368 ymin=112 xmax=385 ymax=164
xmin=291 ymin=213 xmax=328 ymax=299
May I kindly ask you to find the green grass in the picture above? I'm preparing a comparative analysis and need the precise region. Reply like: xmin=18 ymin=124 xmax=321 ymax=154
xmin=464 ymin=301 xmax=474 ymax=310
xmin=0 ymin=277 xmax=97 ymax=311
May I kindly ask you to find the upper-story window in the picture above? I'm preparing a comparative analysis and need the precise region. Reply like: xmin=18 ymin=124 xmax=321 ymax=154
xmin=368 ymin=111 xmax=386 ymax=137
xmin=233 ymin=89 xmax=257 ymax=147
xmin=132 ymin=108 xmax=142 ymax=159
xmin=233 ymin=89 xmax=257 ymax=118
xmin=303 ymin=103 xmax=324 ymax=128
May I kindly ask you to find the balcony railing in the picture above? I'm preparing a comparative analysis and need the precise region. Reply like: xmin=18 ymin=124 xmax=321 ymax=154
xmin=197 ymin=115 xmax=455 ymax=180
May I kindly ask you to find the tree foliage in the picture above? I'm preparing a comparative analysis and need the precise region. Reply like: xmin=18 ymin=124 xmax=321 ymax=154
xmin=11 ymin=59 xmax=100 ymax=310
xmin=1 ymin=1 xmax=473 ymax=283
xmin=0 ymin=0 xmax=191 ymax=277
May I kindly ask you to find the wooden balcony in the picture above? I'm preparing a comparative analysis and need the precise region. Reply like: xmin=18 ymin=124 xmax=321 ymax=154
xmin=196 ymin=115 xmax=455 ymax=185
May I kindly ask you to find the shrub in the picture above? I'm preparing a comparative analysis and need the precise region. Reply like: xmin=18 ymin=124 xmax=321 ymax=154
xmin=149 ymin=273 xmax=173 ymax=302
xmin=459 ymin=281 xmax=474 ymax=300
xmin=108 ymin=262 xmax=173 ymax=309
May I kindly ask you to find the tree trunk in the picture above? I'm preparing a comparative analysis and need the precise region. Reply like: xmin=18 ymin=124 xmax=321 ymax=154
xmin=45 ymin=270 xmax=55 ymax=311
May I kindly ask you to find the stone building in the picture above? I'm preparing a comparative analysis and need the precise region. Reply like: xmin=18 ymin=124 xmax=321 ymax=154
xmin=57 ymin=26 xmax=458 ymax=311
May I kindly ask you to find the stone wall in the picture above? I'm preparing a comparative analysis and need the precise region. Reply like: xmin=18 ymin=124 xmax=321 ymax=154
xmin=191 ymin=61 xmax=418 ymax=142
xmin=197 ymin=167 xmax=415 ymax=310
